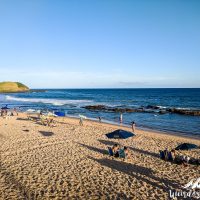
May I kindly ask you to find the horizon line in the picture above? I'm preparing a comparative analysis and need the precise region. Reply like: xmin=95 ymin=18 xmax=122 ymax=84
xmin=30 ymin=87 xmax=200 ymax=90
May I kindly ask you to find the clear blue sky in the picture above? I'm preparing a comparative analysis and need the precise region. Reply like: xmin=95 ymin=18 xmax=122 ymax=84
xmin=0 ymin=0 xmax=199 ymax=88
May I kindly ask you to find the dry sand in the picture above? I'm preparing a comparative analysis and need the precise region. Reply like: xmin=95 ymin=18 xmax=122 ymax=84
xmin=0 ymin=113 xmax=199 ymax=200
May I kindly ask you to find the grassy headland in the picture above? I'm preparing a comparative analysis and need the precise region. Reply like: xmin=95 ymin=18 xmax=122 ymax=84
xmin=0 ymin=81 xmax=29 ymax=93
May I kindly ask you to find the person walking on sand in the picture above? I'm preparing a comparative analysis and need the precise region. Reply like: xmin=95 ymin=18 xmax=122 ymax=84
xmin=131 ymin=121 xmax=136 ymax=132
xmin=79 ymin=116 xmax=83 ymax=126
xmin=98 ymin=116 xmax=102 ymax=123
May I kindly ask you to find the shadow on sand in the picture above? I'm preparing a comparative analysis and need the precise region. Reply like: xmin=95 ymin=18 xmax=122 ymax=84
xmin=88 ymin=156 xmax=179 ymax=192
xmin=23 ymin=129 xmax=30 ymax=132
xmin=0 ymin=161 xmax=37 ymax=199
xmin=39 ymin=131 xmax=54 ymax=137
xmin=76 ymin=142 xmax=106 ymax=155
xmin=76 ymin=141 xmax=178 ymax=191
xmin=16 ymin=118 xmax=29 ymax=121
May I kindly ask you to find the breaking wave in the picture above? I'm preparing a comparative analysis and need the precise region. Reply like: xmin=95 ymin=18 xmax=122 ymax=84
xmin=6 ymin=95 xmax=93 ymax=106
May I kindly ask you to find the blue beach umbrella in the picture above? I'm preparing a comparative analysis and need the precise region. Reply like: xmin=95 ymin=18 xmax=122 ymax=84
xmin=54 ymin=111 xmax=65 ymax=117
xmin=175 ymin=143 xmax=198 ymax=150
xmin=106 ymin=129 xmax=135 ymax=139
xmin=1 ymin=105 xmax=9 ymax=109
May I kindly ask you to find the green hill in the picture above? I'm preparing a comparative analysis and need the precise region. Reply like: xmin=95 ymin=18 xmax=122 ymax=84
xmin=0 ymin=82 xmax=29 ymax=93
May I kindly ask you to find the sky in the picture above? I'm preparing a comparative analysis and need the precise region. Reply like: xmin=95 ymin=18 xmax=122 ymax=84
xmin=0 ymin=0 xmax=200 ymax=88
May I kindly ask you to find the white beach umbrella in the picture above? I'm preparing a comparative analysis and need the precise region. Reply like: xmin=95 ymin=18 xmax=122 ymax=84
xmin=47 ymin=112 xmax=57 ymax=117
xmin=79 ymin=114 xmax=87 ymax=119
xmin=26 ymin=109 xmax=36 ymax=113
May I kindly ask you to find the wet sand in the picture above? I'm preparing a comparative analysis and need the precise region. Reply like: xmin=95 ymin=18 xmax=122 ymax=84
xmin=0 ymin=113 xmax=199 ymax=199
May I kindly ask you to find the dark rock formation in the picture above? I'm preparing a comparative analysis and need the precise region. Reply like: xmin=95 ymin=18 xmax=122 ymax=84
xmin=82 ymin=105 xmax=200 ymax=116
xmin=83 ymin=105 xmax=136 ymax=113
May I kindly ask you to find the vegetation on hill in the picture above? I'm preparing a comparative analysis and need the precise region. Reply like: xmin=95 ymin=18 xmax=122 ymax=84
xmin=0 ymin=82 xmax=29 ymax=93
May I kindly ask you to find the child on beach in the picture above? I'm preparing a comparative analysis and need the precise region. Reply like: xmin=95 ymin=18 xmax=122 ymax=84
xmin=131 ymin=121 xmax=136 ymax=132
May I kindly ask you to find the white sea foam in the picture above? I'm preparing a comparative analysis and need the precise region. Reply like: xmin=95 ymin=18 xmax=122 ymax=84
xmin=156 ymin=106 xmax=167 ymax=109
xmin=6 ymin=95 xmax=93 ymax=106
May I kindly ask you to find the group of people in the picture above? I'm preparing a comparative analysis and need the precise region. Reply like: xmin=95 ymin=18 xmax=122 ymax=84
xmin=108 ymin=144 xmax=131 ymax=159
xmin=79 ymin=114 xmax=136 ymax=133
xmin=0 ymin=106 xmax=18 ymax=118
xmin=40 ymin=115 xmax=55 ymax=127
xmin=160 ymin=149 xmax=200 ymax=166
xmin=120 ymin=114 xmax=136 ymax=132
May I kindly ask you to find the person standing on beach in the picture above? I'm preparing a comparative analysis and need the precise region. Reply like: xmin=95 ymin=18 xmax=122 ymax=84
xmin=79 ymin=117 xmax=83 ymax=126
xmin=13 ymin=107 xmax=18 ymax=116
xmin=98 ymin=116 xmax=102 ymax=123
xmin=120 ymin=113 xmax=123 ymax=123
xmin=131 ymin=121 xmax=136 ymax=132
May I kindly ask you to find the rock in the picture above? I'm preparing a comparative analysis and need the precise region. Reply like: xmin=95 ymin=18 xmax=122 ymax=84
xmin=146 ymin=105 xmax=159 ymax=109
xmin=159 ymin=110 xmax=167 ymax=114
xmin=82 ymin=105 xmax=200 ymax=116
xmin=172 ymin=108 xmax=200 ymax=116
xmin=82 ymin=105 xmax=135 ymax=113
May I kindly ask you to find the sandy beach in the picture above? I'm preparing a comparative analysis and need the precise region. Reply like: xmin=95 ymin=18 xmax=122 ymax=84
xmin=0 ymin=113 xmax=199 ymax=200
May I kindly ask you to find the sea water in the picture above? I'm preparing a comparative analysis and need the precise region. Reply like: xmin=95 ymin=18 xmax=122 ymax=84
xmin=0 ymin=88 xmax=200 ymax=137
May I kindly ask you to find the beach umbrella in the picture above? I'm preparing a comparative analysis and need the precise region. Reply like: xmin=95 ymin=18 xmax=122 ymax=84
xmin=26 ymin=109 xmax=36 ymax=113
xmin=47 ymin=112 xmax=57 ymax=117
xmin=1 ymin=106 xmax=9 ymax=109
xmin=106 ymin=129 xmax=135 ymax=139
xmin=175 ymin=143 xmax=198 ymax=151
xmin=54 ymin=111 xmax=65 ymax=117
xmin=79 ymin=114 xmax=87 ymax=119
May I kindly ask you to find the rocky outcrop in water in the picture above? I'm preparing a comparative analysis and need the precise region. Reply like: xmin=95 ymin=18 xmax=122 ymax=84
xmin=82 ymin=105 xmax=200 ymax=116
xmin=83 ymin=105 xmax=135 ymax=113
xmin=30 ymin=89 xmax=47 ymax=93
xmin=166 ymin=108 xmax=200 ymax=116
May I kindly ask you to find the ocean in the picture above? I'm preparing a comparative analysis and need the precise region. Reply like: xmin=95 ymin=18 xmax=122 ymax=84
xmin=0 ymin=88 xmax=200 ymax=138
